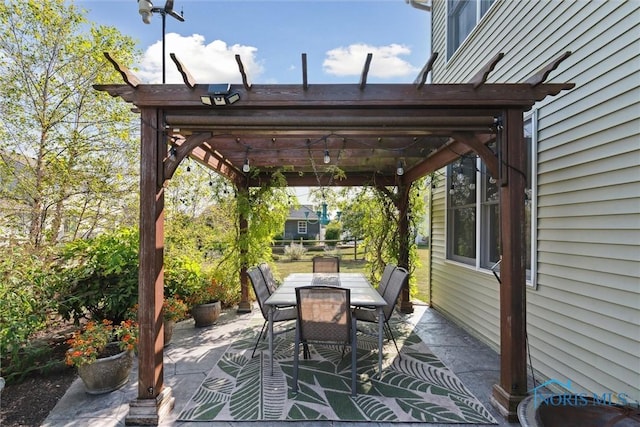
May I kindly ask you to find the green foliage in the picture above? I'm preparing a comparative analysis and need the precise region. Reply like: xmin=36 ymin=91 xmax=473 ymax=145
xmin=336 ymin=180 xmax=426 ymax=294
xmin=324 ymin=222 xmax=342 ymax=241
xmin=55 ymin=227 xmax=139 ymax=323
xmin=0 ymin=0 xmax=141 ymax=247
xmin=0 ymin=245 xmax=59 ymax=381
xmin=164 ymin=255 xmax=209 ymax=303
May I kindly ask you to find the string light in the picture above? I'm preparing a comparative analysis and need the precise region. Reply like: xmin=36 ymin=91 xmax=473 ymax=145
xmin=396 ymin=160 xmax=404 ymax=176
xmin=323 ymin=149 xmax=331 ymax=164
xmin=242 ymin=158 xmax=250 ymax=173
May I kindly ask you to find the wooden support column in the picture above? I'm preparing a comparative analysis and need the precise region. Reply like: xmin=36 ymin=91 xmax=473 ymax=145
xmin=126 ymin=108 xmax=174 ymax=425
xmin=236 ymin=183 xmax=252 ymax=313
xmin=491 ymin=108 xmax=528 ymax=422
xmin=396 ymin=184 xmax=414 ymax=314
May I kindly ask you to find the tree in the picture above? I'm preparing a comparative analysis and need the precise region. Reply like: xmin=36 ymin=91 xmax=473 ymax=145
xmin=337 ymin=180 xmax=426 ymax=291
xmin=0 ymin=0 xmax=141 ymax=247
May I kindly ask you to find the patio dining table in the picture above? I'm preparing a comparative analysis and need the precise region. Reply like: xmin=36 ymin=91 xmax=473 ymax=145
xmin=264 ymin=272 xmax=387 ymax=377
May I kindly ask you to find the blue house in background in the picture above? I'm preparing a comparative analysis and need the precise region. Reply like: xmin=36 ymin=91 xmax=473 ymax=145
xmin=282 ymin=205 xmax=321 ymax=241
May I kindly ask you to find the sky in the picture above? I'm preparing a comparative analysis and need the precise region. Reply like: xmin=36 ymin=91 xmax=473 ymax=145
xmin=74 ymin=0 xmax=432 ymax=203
xmin=75 ymin=0 xmax=432 ymax=85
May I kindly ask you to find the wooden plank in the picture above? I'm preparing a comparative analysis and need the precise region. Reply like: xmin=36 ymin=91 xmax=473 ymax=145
xmin=235 ymin=54 xmax=252 ymax=91
xmin=169 ymin=53 xmax=196 ymax=88
xmin=94 ymin=82 xmax=574 ymax=107
xmin=360 ymin=53 xmax=373 ymax=90
xmin=524 ymin=51 xmax=572 ymax=86
xmin=415 ymin=52 xmax=439 ymax=89
xmin=103 ymin=52 xmax=141 ymax=88
xmin=469 ymin=53 xmax=504 ymax=88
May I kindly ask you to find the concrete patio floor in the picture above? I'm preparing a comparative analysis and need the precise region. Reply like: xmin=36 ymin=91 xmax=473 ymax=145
xmin=43 ymin=303 xmax=523 ymax=426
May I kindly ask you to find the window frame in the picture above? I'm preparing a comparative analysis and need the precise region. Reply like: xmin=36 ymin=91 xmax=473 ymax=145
xmin=444 ymin=110 xmax=538 ymax=288
xmin=297 ymin=220 xmax=307 ymax=235
xmin=446 ymin=0 xmax=495 ymax=59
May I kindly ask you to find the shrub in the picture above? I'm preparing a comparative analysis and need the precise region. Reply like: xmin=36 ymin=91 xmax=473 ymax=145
xmin=55 ymin=227 xmax=139 ymax=323
xmin=164 ymin=255 xmax=208 ymax=302
xmin=324 ymin=222 xmax=342 ymax=241
xmin=0 ymin=246 xmax=59 ymax=382
xmin=284 ymin=242 xmax=307 ymax=260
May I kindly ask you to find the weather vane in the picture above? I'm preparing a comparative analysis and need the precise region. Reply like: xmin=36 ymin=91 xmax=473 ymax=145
xmin=137 ymin=1 xmax=185 ymax=83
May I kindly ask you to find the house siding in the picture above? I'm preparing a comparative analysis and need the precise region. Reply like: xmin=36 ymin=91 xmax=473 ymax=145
xmin=430 ymin=0 xmax=639 ymax=401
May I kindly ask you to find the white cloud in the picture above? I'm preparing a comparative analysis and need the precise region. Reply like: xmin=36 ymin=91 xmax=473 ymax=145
xmin=322 ymin=43 xmax=418 ymax=79
xmin=138 ymin=33 xmax=264 ymax=84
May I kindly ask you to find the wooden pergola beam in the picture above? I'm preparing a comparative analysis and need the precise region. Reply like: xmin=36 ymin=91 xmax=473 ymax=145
xmin=170 ymin=53 xmax=196 ymax=88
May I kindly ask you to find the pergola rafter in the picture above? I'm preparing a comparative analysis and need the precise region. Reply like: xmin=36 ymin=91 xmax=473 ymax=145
xmin=95 ymin=51 xmax=574 ymax=425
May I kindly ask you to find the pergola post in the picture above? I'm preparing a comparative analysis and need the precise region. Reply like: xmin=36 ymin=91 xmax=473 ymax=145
xmin=396 ymin=184 xmax=414 ymax=314
xmin=236 ymin=183 xmax=252 ymax=313
xmin=126 ymin=108 xmax=174 ymax=425
xmin=491 ymin=108 xmax=528 ymax=421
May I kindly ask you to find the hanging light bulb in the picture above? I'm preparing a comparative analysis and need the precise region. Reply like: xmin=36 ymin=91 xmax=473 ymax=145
xmin=449 ymin=184 xmax=455 ymax=195
xmin=242 ymin=158 xmax=250 ymax=173
xmin=489 ymin=176 xmax=497 ymax=184
xmin=396 ymin=160 xmax=404 ymax=176
xmin=323 ymin=149 xmax=331 ymax=164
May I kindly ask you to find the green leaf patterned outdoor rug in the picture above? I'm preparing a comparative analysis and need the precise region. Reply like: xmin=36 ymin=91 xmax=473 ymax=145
xmin=178 ymin=318 xmax=497 ymax=423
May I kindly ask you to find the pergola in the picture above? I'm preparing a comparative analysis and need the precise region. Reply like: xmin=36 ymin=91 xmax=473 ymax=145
xmin=95 ymin=51 xmax=573 ymax=424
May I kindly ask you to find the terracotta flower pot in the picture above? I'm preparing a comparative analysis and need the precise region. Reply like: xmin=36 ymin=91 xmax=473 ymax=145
xmin=191 ymin=301 xmax=221 ymax=327
xmin=77 ymin=343 xmax=134 ymax=394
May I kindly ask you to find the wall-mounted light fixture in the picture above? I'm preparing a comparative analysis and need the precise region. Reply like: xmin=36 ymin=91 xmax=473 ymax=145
xmin=200 ymin=84 xmax=240 ymax=106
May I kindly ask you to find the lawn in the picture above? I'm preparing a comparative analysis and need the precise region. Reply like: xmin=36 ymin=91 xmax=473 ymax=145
xmin=271 ymin=247 xmax=430 ymax=304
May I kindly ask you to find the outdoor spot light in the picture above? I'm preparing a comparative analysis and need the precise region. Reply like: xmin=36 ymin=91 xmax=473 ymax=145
xmin=200 ymin=84 xmax=240 ymax=106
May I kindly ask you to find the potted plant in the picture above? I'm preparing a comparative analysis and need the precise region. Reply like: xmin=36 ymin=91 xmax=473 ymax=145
xmin=65 ymin=319 xmax=138 ymax=394
xmin=186 ymin=278 xmax=222 ymax=327
xmin=162 ymin=296 xmax=188 ymax=345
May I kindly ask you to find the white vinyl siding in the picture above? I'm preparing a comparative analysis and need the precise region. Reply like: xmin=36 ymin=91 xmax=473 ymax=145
xmin=430 ymin=0 xmax=640 ymax=401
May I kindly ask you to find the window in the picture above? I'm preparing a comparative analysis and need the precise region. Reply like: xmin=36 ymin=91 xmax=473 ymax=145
xmin=447 ymin=0 xmax=495 ymax=58
xmin=297 ymin=220 xmax=307 ymax=235
xmin=447 ymin=157 xmax=477 ymax=263
xmin=446 ymin=113 xmax=536 ymax=286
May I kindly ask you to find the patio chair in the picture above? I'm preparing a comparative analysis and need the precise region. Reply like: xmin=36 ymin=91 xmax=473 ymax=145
xmin=354 ymin=266 xmax=409 ymax=356
xmin=376 ymin=263 xmax=398 ymax=296
xmin=293 ymin=285 xmax=357 ymax=396
xmin=312 ymin=255 xmax=340 ymax=273
xmin=247 ymin=266 xmax=296 ymax=358
xmin=257 ymin=262 xmax=278 ymax=293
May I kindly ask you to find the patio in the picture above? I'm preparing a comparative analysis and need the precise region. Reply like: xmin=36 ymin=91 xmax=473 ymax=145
xmin=44 ymin=302 xmax=523 ymax=426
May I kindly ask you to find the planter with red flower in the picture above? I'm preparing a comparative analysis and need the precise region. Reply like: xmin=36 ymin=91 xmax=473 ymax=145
xmin=162 ymin=296 xmax=188 ymax=345
xmin=186 ymin=279 xmax=222 ymax=327
xmin=65 ymin=319 xmax=138 ymax=394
